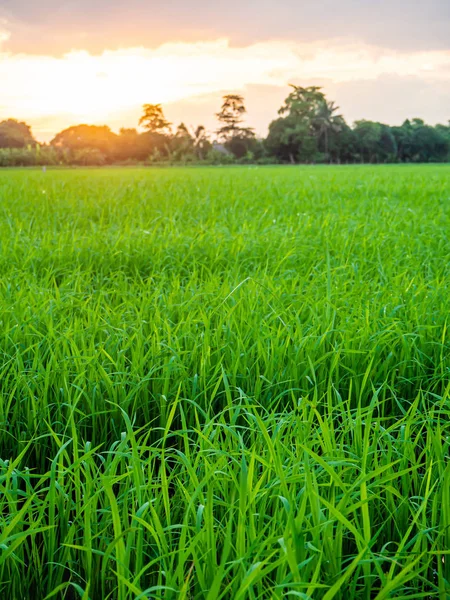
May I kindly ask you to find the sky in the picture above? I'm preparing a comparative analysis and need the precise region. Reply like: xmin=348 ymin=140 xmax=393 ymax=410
xmin=0 ymin=0 xmax=449 ymax=142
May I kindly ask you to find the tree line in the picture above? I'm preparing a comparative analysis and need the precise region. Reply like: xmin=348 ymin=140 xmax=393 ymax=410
xmin=0 ymin=86 xmax=449 ymax=166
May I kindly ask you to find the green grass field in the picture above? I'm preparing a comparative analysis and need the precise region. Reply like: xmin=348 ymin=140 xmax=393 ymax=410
xmin=1 ymin=165 xmax=450 ymax=599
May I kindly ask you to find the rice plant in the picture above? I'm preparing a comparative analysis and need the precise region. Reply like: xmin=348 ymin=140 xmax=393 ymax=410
xmin=0 ymin=164 xmax=449 ymax=599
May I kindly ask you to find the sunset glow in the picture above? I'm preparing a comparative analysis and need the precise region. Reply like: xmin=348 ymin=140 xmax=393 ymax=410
xmin=1 ymin=0 xmax=449 ymax=142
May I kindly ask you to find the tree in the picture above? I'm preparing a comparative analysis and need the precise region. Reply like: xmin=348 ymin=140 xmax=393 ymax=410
xmin=216 ymin=95 xmax=254 ymax=140
xmin=392 ymin=119 xmax=448 ymax=163
xmin=391 ymin=120 xmax=414 ymax=162
xmin=192 ymin=126 xmax=212 ymax=160
xmin=114 ymin=128 xmax=141 ymax=161
xmin=139 ymin=131 xmax=171 ymax=161
xmin=0 ymin=119 xmax=36 ymax=148
xmin=169 ymin=123 xmax=195 ymax=162
xmin=435 ymin=122 xmax=450 ymax=162
xmin=327 ymin=117 xmax=356 ymax=163
xmin=314 ymin=99 xmax=342 ymax=158
xmin=51 ymin=124 xmax=117 ymax=161
xmin=113 ymin=127 xmax=171 ymax=162
xmin=265 ymin=115 xmax=317 ymax=163
xmin=167 ymin=124 xmax=213 ymax=163
xmin=267 ymin=85 xmax=346 ymax=163
xmin=353 ymin=120 xmax=397 ymax=163
xmin=279 ymin=86 xmax=322 ymax=117
xmin=408 ymin=119 xmax=448 ymax=162
xmin=139 ymin=104 xmax=171 ymax=134
xmin=216 ymin=94 xmax=255 ymax=158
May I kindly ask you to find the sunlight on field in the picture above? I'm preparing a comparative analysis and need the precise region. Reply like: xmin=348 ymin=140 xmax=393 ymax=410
xmin=1 ymin=165 xmax=450 ymax=598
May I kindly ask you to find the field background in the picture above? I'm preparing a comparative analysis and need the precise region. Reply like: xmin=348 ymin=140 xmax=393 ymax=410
xmin=1 ymin=165 xmax=450 ymax=599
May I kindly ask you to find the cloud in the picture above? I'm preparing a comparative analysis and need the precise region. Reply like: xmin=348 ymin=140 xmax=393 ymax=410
xmin=1 ymin=0 xmax=449 ymax=54
xmin=0 ymin=21 xmax=10 ymax=47
xmin=0 ymin=38 xmax=448 ymax=141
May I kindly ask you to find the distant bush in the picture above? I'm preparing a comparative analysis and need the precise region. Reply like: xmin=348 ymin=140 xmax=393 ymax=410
xmin=72 ymin=148 xmax=107 ymax=166
xmin=204 ymin=149 xmax=235 ymax=165
xmin=0 ymin=146 xmax=60 ymax=167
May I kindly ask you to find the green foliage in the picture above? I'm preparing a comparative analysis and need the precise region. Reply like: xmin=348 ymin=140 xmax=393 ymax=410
xmin=224 ymin=134 xmax=262 ymax=160
xmin=0 ymin=88 xmax=448 ymax=166
xmin=266 ymin=114 xmax=318 ymax=163
xmin=392 ymin=119 xmax=450 ymax=163
xmin=1 ymin=165 xmax=450 ymax=598
xmin=266 ymin=86 xmax=345 ymax=163
xmin=353 ymin=120 xmax=398 ymax=163
xmin=0 ymin=146 xmax=60 ymax=166
xmin=279 ymin=85 xmax=327 ymax=119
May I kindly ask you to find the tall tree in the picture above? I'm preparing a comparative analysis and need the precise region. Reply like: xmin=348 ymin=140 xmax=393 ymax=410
xmin=279 ymin=85 xmax=326 ymax=119
xmin=267 ymin=85 xmax=346 ymax=163
xmin=314 ymin=99 xmax=342 ymax=158
xmin=216 ymin=95 xmax=255 ymax=158
xmin=139 ymin=104 xmax=171 ymax=134
xmin=216 ymin=95 xmax=254 ymax=141
xmin=267 ymin=86 xmax=324 ymax=163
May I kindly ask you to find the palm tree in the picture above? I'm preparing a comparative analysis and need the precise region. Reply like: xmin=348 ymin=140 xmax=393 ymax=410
xmin=314 ymin=100 xmax=342 ymax=160
xmin=192 ymin=126 xmax=211 ymax=160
